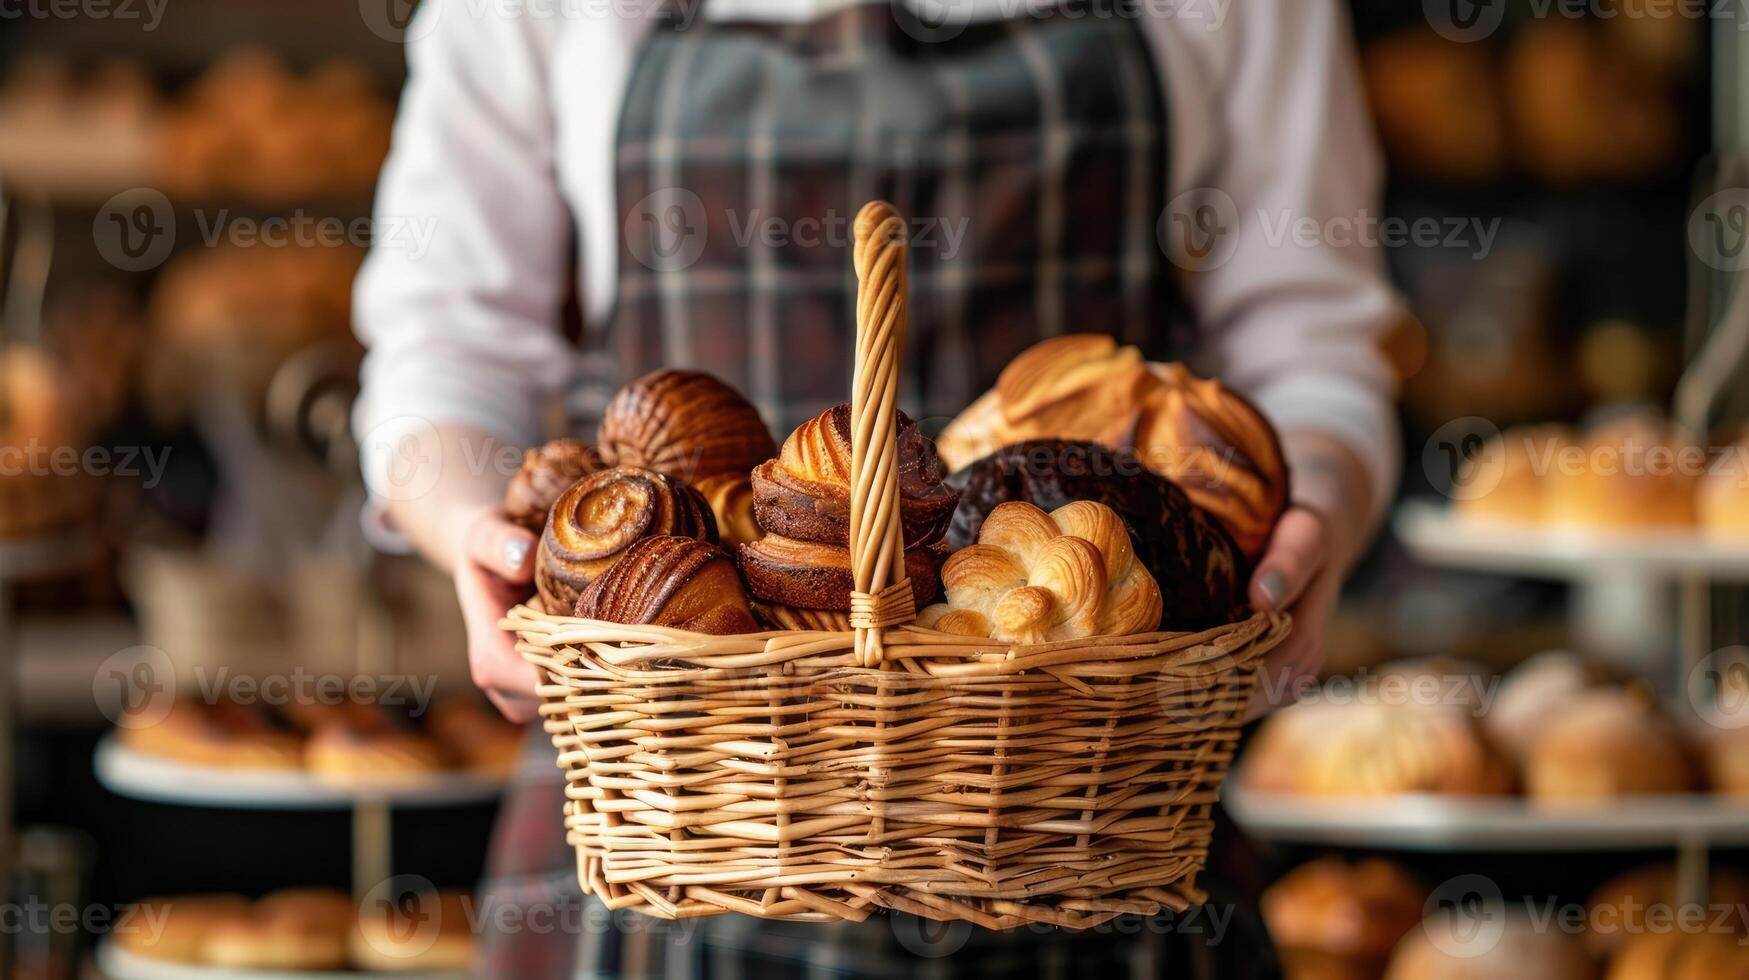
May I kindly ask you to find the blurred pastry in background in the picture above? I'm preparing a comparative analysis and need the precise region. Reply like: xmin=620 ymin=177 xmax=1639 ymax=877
xmin=1244 ymin=697 xmax=1511 ymax=798
xmin=1262 ymin=856 xmax=1426 ymax=980
xmin=1578 ymin=320 xmax=1668 ymax=406
xmin=1525 ymin=688 xmax=1692 ymax=803
xmin=305 ymin=721 xmax=444 ymax=783
xmin=1585 ymin=864 xmax=1749 ymax=959
xmin=1606 ymin=928 xmax=1749 ymax=980
xmin=201 ymin=888 xmax=351 ymax=971
xmin=1700 ymin=433 xmax=1749 ymax=538
xmin=114 ymin=896 xmax=250 ymax=963
xmin=350 ymin=890 xmax=475 ymax=971
xmin=427 ymin=699 xmax=522 ymax=777
xmin=1483 ymin=651 xmax=1611 ymax=763
xmin=1361 ymin=29 xmax=1509 ymax=182
xmin=1386 ymin=909 xmax=1595 ymax=980
xmin=1454 ymin=425 xmax=1570 ymax=524
xmin=1699 ymin=725 xmax=1749 ymax=798
xmin=1544 ymin=415 xmax=1699 ymax=530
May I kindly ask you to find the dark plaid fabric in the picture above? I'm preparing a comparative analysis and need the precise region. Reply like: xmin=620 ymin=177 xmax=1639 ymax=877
xmin=484 ymin=3 xmax=1276 ymax=977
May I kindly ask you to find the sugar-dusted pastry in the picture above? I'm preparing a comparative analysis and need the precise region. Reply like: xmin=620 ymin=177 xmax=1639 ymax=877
xmin=573 ymin=536 xmax=758 ymax=635
xmin=535 ymin=465 xmax=717 ymax=613
xmin=503 ymin=438 xmax=604 ymax=533
xmin=1133 ymin=362 xmax=1288 ymax=559
xmin=597 ymin=369 xmax=775 ymax=484
xmin=948 ymin=440 xmax=1245 ymax=629
xmin=693 ymin=472 xmax=760 ymax=548
xmin=750 ymin=403 xmax=957 ymax=548
xmin=916 ymin=501 xmax=1161 ymax=643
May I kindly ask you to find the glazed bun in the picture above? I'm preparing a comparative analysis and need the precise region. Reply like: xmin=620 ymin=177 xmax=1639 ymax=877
xmin=1133 ymin=362 xmax=1288 ymax=560
xmin=574 ymin=535 xmax=758 ymax=635
xmin=597 ymin=369 xmax=775 ymax=483
xmin=1525 ymin=688 xmax=1692 ymax=802
xmin=948 ymin=440 xmax=1245 ymax=629
xmin=916 ymin=501 xmax=1162 ymax=643
xmin=750 ymin=403 xmax=957 ymax=548
xmin=504 ymin=438 xmax=604 ymax=533
xmin=535 ymin=466 xmax=717 ymax=613
xmin=1262 ymin=857 xmax=1426 ymax=980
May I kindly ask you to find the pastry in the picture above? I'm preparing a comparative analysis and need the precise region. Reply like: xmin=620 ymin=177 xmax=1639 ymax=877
xmin=426 ymin=698 xmax=522 ymax=776
xmin=120 ymin=701 xmax=303 ymax=770
xmin=1261 ymin=857 xmax=1426 ymax=980
xmin=750 ymin=403 xmax=957 ymax=548
xmin=1701 ymin=434 xmax=1749 ymax=538
xmin=694 ymin=472 xmax=761 ymax=547
xmin=1245 ymin=699 xmax=1511 ymax=797
xmin=1482 ymin=651 xmax=1608 ymax=763
xmin=574 ymin=535 xmax=758 ymax=635
xmin=1525 ymin=688 xmax=1692 ymax=802
xmin=1608 ymin=929 xmax=1749 ymax=980
xmin=1586 ymin=864 xmax=1749 ymax=959
xmin=535 ymin=466 xmax=717 ymax=613
xmin=934 ymin=335 xmax=1155 ymax=471
xmin=1455 ymin=425 xmax=1572 ymax=524
xmin=1362 ymin=29 xmax=1510 ymax=182
xmin=305 ymin=723 xmax=444 ymax=782
xmin=1133 ymin=362 xmax=1287 ymax=559
xmin=737 ymin=533 xmax=939 ymax=613
xmin=948 ymin=440 xmax=1246 ymax=629
xmin=1700 ymin=726 xmax=1749 ymax=797
xmin=350 ymin=890 xmax=475 ymax=971
xmin=916 ymin=501 xmax=1162 ymax=643
xmin=115 ymin=896 xmax=250 ymax=962
xmin=1386 ymin=911 xmax=1595 ymax=980
xmin=1544 ymin=415 xmax=1699 ymax=530
xmin=503 ymin=438 xmax=604 ymax=533
xmin=200 ymin=897 xmax=351 ymax=971
xmin=597 ymin=369 xmax=775 ymax=483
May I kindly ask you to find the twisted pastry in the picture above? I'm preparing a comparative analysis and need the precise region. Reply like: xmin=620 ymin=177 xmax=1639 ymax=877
xmin=693 ymin=472 xmax=761 ymax=548
xmin=597 ymin=369 xmax=776 ymax=483
xmin=574 ymin=535 xmax=758 ymax=635
xmin=535 ymin=466 xmax=717 ymax=613
xmin=750 ymin=403 xmax=957 ymax=548
xmin=503 ymin=438 xmax=604 ymax=533
xmin=917 ymin=500 xmax=1162 ymax=644
xmin=1133 ymin=362 xmax=1288 ymax=560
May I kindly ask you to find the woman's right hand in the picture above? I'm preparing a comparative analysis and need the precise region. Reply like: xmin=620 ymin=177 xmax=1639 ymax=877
xmin=455 ymin=506 xmax=544 ymax=722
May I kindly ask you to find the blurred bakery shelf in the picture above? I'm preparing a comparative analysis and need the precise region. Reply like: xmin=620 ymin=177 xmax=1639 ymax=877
xmin=93 ymin=734 xmax=506 ymax=811
xmin=96 ymin=940 xmax=466 ymax=980
xmin=1395 ymin=499 xmax=1749 ymax=580
xmin=1223 ymin=785 xmax=1749 ymax=852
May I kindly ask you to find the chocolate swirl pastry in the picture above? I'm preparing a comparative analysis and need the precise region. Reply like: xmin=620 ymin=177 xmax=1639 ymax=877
xmin=574 ymin=536 xmax=758 ymax=635
xmin=750 ymin=403 xmax=958 ymax=547
xmin=736 ymin=534 xmax=940 ymax=612
xmin=503 ymin=438 xmax=605 ymax=533
xmin=597 ymin=370 xmax=776 ymax=483
xmin=947 ymin=440 xmax=1246 ymax=630
xmin=535 ymin=466 xmax=717 ymax=613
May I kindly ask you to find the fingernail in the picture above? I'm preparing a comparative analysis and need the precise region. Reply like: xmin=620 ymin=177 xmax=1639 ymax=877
xmin=1258 ymin=570 xmax=1285 ymax=608
xmin=504 ymin=538 xmax=531 ymax=574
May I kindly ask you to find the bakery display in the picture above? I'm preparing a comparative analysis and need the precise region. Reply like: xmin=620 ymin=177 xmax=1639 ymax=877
xmin=1482 ymin=651 xmax=1610 ymax=763
xmin=1134 ymin=362 xmax=1289 ymax=560
xmin=1266 ymin=699 xmax=1511 ymax=797
xmin=114 ymin=895 xmax=250 ymax=962
xmin=1455 ymin=425 xmax=1573 ymax=524
xmin=1544 ymin=415 xmax=1699 ymax=531
xmin=574 ymin=535 xmax=758 ymax=634
xmin=1525 ymin=689 xmax=1692 ymax=802
xmin=1262 ymin=857 xmax=1426 ymax=980
xmin=1386 ymin=910 xmax=1596 ymax=980
xmin=305 ymin=721 xmax=445 ymax=783
xmin=535 ymin=465 xmax=718 ymax=613
xmin=504 ymin=438 xmax=605 ymax=533
xmin=200 ymin=888 xmax=352 ymax=970
xmin=350 ymin=889 xmax=476 ymax=971
xmin=1700 ymin=433 xmax=1749 ymax=538
xmin=597 ymin=369 xmax=776 ymax=483
xmin=1586 ymin=864 xmax=1749 ymax=959
xmin=916 ymin=501 xmax=1162 ymax=642
xmin=948 ymin=440 xmax=1246 ymax=629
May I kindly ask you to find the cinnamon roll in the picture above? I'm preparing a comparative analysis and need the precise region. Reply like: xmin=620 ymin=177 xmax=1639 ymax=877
xmin=736 ymin=533 xmax=939 ymax=612
xmin=597 ymin=369 xmax=776 ymax=483
xmin=535 ymin=466 xmax=718 ymax=613
xmin=750 ymin=403 xmax=958 ymax=548
xmin=574 ymin=535 xmax=758 ymax=635
xmin=503 ymin=438 xmax=604 ymax=533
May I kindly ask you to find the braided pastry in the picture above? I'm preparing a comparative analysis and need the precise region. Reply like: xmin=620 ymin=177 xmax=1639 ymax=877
xmin=917 ymin=500 xmax=1162 ymax=643
xmin=597 ymin=369 xmax=775 ymax=483
xmin=574 ymin=535 xmax=758 ymax=634
xmin=750 ymin=403 xmax=958 ymax=548
xmin=535 ymin=466 xmax=717 ymax=613
xmin=503 ymin=438 xmax=604 ymax=533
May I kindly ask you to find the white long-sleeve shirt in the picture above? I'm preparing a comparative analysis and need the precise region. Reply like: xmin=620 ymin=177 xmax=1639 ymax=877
xmin=353 ymin=0 xmax=1403 ymax=525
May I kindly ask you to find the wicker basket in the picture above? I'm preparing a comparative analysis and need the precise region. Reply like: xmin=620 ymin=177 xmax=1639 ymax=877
xmin=506 ymin=201 xmax=1290 ymax=930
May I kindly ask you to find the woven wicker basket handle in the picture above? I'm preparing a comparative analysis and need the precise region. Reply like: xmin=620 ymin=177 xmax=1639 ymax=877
xmin=848 ymin=201 xmax=913 ymax=667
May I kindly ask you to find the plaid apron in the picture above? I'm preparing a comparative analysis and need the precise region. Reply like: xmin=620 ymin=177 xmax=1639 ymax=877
xmin=484 ymin=3 xmax=1277 ymax=976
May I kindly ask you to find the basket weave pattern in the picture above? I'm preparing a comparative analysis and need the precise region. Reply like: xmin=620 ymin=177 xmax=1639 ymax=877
xmin=509 ymin=201 xmax=1289 ymax=929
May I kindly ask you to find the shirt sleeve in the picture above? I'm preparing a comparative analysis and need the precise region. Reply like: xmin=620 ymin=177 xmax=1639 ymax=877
xmin=1156 ymin=0 xmax=1404 ymax=527
xmin=351 ymin=3 xmax=575 ymax=511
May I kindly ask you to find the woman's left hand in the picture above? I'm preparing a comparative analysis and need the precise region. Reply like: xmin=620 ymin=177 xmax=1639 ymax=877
xmin=1242 ymin=506 xmax=1342 ymax=720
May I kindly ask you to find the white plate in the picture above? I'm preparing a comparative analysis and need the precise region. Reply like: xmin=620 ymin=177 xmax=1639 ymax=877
xmin=93 ymin=734 xmax=507 ymax=810
xmin=96 ymin=940 xmax=465 ymax=980
xmin=1393 ymin=499 xmax=1749 ymax=580
xmin=1223 ymin=782 xmax=1749 ymax=851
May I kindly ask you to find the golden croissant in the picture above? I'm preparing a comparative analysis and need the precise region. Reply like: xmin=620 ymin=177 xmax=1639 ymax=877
xmin=917 ymin=500 xmax=1162 ymax=643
